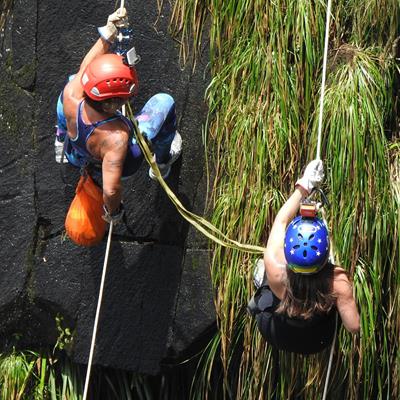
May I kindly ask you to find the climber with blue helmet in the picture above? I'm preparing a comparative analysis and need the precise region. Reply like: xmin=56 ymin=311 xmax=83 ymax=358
xmin=248 ymin=159 xmax=359 ymax=354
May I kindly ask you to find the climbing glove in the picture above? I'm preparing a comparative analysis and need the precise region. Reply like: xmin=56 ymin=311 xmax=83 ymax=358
xmin=296 ymin=159 xmax=324 ymax=194
xmin=102 ymin=203 xmax=125 ymax=225
xmin=98 ymin=7 xmax=128 ymax=43
xmin=54 ymin=138 xmax=68 ymax=164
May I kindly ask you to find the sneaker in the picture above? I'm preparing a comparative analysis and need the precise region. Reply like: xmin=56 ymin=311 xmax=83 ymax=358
xmin=149 ymin=131 xmax=182 ymax=180
xmin=247 ymin=294 xmax=259 ymax=317
xmin=253 ymin=258 xmax=267 ymax=289
xmin=54 ymin=138 xmax=69 ymax=164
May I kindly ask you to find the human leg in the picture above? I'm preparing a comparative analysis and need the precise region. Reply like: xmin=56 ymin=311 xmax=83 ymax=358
xmin=135 ymin=93 xmax=182 ymax=179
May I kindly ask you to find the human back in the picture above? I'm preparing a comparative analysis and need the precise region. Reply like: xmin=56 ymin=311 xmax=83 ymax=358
xmin=274 ymin=262 xmax=336 ymax=319
xmin=61 ymin=51 xmax=132 ymax=162
xmin=63 ymin=83 xmax=129 ymax=162
xmin=251 ymin=159 xmax=360 ymax=354
xmin=268 ymin=261 xmax=359 ymax=332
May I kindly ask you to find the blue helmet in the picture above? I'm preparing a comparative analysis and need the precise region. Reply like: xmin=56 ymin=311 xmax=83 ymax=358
xmin=284 ymin=216 xmax=329 ymax=274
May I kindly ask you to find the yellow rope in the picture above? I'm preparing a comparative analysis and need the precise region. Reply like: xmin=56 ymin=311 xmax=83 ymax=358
xmin=126 ymin=104 xmax=264 ymax=254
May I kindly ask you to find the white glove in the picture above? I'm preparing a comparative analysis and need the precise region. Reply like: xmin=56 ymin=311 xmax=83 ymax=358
xmin=295 ymin=159 xmax=324 ymax=194
xmin=54 ymin=138 xmax=68 ymax=164
xmin=98 ymin=8 xmax=128 ymax=43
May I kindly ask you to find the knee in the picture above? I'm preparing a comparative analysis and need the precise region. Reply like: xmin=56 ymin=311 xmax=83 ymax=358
xmin=151 ymin=93 xmax=175 ymax=109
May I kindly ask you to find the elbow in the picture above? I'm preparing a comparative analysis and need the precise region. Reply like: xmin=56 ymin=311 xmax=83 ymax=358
xmin=103 ymin=187 xmax=119 ymax=198
xmin=103 ymin=182 xmax=121 ymax=198
xmin=103 ymin=186 xmax=121 ymax=204
xmin=344 ymin=316 xmax=360 ymax=334
xmin=346 ymin=325 xmax=360 ymax=334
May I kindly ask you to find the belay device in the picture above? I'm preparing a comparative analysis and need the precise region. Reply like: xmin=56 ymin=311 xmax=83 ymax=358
xmin=299 ymin=188 xmax=329 ymax=218
xmin=114 ymin=27 xmax=141 ymax=65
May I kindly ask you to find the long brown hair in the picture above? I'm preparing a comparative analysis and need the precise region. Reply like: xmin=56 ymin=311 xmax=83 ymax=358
xmin=275 ymin=263 xmax=336 ymax=319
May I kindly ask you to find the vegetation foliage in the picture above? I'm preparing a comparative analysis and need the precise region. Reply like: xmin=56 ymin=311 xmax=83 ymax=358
xmin=170 ymin=0 xmax=399 ymax=399
xmin=0 ymin=348 xmax=161 ymax=400
xmin=1 ymin=1 xmax=399 ymax=399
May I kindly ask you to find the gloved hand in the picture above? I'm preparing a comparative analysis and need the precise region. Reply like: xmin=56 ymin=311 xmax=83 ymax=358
xmin=98 ymin=7 xmax=128 ymax=43
xmin=295 ymin=159 xmax=324 ymax=194
xmin=54 ymin=136 xmax=68 ymax=164
xmin=102 ymin=203 xmax=125 ymax=224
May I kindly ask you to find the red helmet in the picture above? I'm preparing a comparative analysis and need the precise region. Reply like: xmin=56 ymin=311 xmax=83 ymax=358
xmin=81 ymin=54 xmax=138 ymax=101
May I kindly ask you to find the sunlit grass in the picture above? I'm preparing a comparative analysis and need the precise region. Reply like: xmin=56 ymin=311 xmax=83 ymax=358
xmin=0 ymin=349 xmax=160 ymax=399
xmin=171 ymin=0 xmax=399 ymax=398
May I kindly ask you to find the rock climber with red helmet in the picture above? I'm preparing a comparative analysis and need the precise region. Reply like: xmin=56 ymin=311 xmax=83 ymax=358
xmin=248 ymin=160 xmax=360 ymax=354
xmin=55 ymin=8 xmax=182 ymax=223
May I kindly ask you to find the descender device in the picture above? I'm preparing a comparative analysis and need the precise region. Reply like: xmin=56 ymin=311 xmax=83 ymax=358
xmin=299 ymin=188 xmax=329 ymax=218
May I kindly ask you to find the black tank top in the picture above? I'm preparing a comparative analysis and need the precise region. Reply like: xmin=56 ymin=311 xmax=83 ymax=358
xmin=255 ymin=287 xmax=337 ymax=354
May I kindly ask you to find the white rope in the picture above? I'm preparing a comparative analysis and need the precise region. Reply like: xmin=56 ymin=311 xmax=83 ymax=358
xmin=319 ymin=1 xmax=335 ymax=397
xmin=82 ymin=4 xmax=124 ymax=398
xmin=316 ymin=0 xmax=333 ymax=161
xmin=82 ymin=221 xmax=114 ymax=400
xmin=321 ymin=207 xmax=337 ymax=400
xmin=323 ymin=313 xmax=338 ymax=400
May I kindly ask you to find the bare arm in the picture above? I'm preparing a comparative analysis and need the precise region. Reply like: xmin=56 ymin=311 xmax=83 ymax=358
xmin=66 ymin=6 xmax=128 ymax=94
xmin=62 ymin=37 xmax=111 ymax=105
xmin=76 ymin=7 xmax=128 ymax=79
xmin=335 ymin=271 xmax=360 ymax=333
xmin=101 ymin=132 xmax=128 ymax=214
xmin=265 ymin=186 xmax=308 ymax=259
xmin=77 ymin=38 xmax=111 ymax=77
xmin=263 ymin=187 xmax=308 ymax=290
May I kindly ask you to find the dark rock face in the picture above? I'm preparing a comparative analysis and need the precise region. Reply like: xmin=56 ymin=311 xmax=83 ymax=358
xmin=0 ymin=0 xmax=214 ymax=374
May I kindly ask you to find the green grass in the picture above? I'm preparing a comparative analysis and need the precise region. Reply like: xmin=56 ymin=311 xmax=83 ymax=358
xmin=170 ymin=0 xmax=399 ymax=398
xmin=0 ymin=349 xmax=160 ymax=399
xmin=2 ymin=1 xmax=399 ymax=398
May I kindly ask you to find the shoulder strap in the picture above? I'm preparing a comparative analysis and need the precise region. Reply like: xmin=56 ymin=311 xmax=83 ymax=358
xmin=92 ymin=115 xmax=121 ymax=129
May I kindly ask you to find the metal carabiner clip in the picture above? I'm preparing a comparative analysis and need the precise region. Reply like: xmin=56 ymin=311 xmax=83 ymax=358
xmin=300 ymin=188 xmax=329 ymax=218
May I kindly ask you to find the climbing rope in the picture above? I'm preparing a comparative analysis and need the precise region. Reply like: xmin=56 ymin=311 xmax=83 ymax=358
xmin=80 ymin=0 xmax=336 ymax=395
xmin=82 ymin=221 xmax=114 ymax=400
xmin=316 ymin=0 xmax=332 ymax=161
xmin=321 ymin=209 xmax=338 ymax=400
xmin=82 ymin=3 xmax=126 ymax=398
xmin=316 ymin=1 xmax=336 ymax=398
xmin=126 ymin=104 xmax=265 ymax=254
